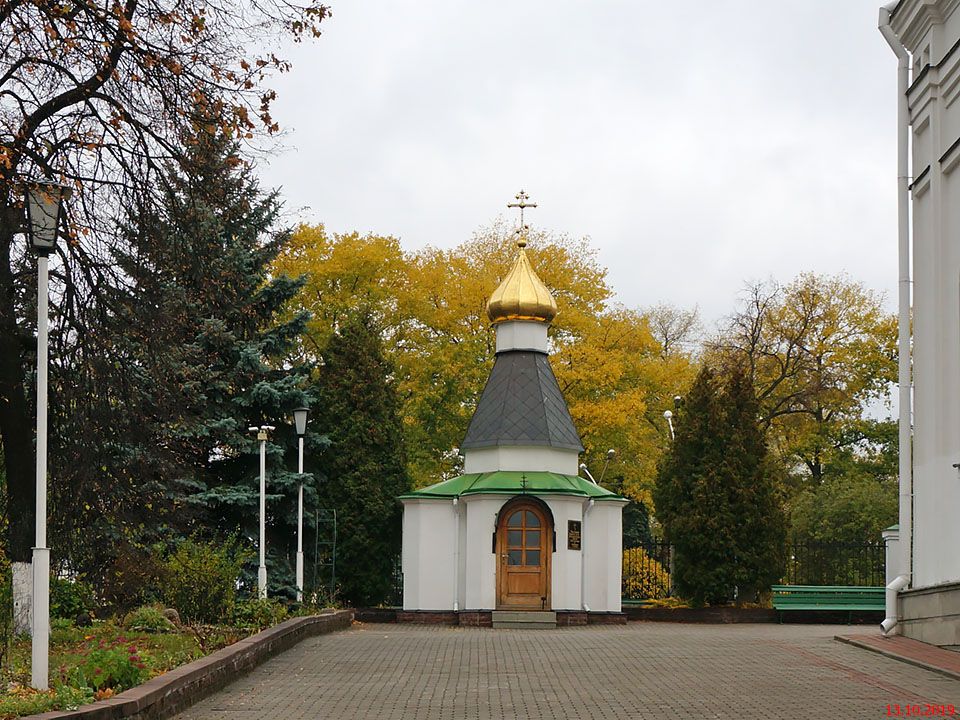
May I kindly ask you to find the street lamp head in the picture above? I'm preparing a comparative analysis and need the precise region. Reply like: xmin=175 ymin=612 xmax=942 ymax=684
xmin=293 ymin=406 xmax=309 ymax=436
xmin=606 ymin=448 xmax=616 ymax=460
xmin=673 ymin=395 xmax=683 ymax=410
xmin=249 ymin=425 xmax=274 ymax=439
xmin=663 ymin=410 xmax=673 ymax=419
xmin=579 ymin=462 xmax=588 ymax=472
xmin=24 ymin=181 xmax=71 ymax=255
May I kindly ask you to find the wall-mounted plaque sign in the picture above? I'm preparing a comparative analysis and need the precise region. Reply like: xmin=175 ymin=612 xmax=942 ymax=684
xmin=567 ymin=520 xmax=582 ymax=550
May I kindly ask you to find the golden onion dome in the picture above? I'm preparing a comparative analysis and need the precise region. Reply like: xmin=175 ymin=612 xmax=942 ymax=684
xmin=486 ymin=238 xmax=558 ymax=324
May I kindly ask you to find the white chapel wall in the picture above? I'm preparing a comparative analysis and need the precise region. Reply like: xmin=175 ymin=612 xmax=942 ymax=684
xmin=456 ymin=500 xmax=467 ymax=609
xmin=406 ymin=493 xmax=625 ymax=613
xmin=401 ymin=500 xmax=456 ymax=610
xmin=543 ymin=496 xmax=585 ymax=610
xmin=583 ymin=502 xmax=624 ymax=612
xmin=400 ymin=501 xmax=418 ymax=609
xmin=463 ymin=496 xmax=502 ymax=609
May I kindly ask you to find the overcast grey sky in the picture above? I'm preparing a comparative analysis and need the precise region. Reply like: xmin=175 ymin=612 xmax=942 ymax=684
xmin=257 ymin=1 xmax=899 ymax=324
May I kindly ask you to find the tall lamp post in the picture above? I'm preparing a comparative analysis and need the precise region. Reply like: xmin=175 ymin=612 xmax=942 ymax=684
xmin=249 ymin=424 xmax=275 ymax=599
xmin=24 ymin=180 xmax=71 ymax=691
xmin=664 ymin=395 xmax=682 ymax=442
xmin=663 ymin=410 xmax=675 ymax=441
xmin=293 ymin=406 xmax=309 ymax=602
xmin=598 ymin=448 xmax=616 ymax=484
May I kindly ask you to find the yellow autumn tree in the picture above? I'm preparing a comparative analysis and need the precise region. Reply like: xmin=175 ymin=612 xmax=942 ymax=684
xmin=271 ymin=224 xmax=410 ymax=357
xmin=273 ymin=221 xmax=697 ymax=502
xmin=709 ymin=273 xmax=898 ymax=488
xmin=555 ymin=306 xmax=697 ymax=502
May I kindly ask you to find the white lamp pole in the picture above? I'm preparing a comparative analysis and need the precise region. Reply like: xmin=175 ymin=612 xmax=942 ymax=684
xmin=249 ymin=424 xmax=274 ymax=599
xmin=664 ymin=410 xmax=675 ymax=441
xmin=293 ymin=406 xmax=309 ymax=602
xmin=24 ymin=180 xmax=71 ymax=691
xmin=32 ymin=250 xmax=50 ymax=691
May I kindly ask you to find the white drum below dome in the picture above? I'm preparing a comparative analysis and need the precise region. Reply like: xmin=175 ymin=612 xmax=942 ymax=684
xmin=463 ymin=445 xmax=579 ymax=475
xmin=495 ymin=320 xmax=549 ymax=354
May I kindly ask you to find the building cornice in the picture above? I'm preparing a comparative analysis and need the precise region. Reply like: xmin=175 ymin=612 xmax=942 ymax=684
xmin=890 ymin=0 xmax=954 ymax=51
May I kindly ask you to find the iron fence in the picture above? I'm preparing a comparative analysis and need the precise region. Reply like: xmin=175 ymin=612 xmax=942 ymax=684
xmin=621 ymin=541 xmax=886 ymax=601
xmin=389 ymin=555 xmax=403 ymax=606
xmin=783 ymin=541 xmax=885 ymax=587
xmin=622 ymin=541 xmax=672 ymax=601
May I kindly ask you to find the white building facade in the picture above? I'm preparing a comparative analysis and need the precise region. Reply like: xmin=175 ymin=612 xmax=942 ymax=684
xmin=400 ymin=235 xmax=627 ymax=622
xmin=883 ymin=0 xmax=960 ymax=646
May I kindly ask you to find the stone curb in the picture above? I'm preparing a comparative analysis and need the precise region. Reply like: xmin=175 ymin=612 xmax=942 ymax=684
xmin=624 ymin=607 xmax=777 ymax=623
xmin=24 ymin=609 xmax=354 ymax=720
xmin=624 ymin=607 xmax=884 ymax=623
xmin=835 ymin=634 xmax=960 ymax=683
xmin=368 ymin=609 xmax=628 ymax=627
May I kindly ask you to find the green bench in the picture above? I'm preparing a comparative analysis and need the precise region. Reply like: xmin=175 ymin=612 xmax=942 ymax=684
xmin=771 ymin=585 xmax=885 ymax=623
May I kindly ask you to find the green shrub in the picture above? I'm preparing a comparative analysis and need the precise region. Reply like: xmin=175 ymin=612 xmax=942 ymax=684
xmin=158 ymin=537 xmax=250 ymax=624
xmin=51 ymin=617 xmax=74 ymax=630
xmin=123 ymin=604 xmax=175 ymax=633
xmin=102 ymin=542 xmax=164 ymax=614
xmin=295 ymin=586 xmax=341 ymax=614
xmin=50 ymin=576 xmax=95 ymax=619
xmin=72 ymin=638 xmax=151 ymax=691
xmin=231 ymin=597 xmax=288 ymax=631
xmin=49 ymin=617 xmax=87 ymax=646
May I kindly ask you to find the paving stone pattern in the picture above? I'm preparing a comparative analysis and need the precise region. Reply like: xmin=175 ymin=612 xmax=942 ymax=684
xmin=173 ymin=623 xmax=960 ymax=719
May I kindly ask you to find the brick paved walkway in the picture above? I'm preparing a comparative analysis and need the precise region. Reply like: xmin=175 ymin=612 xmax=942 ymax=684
xmin=838 ymin=633 xmax=960 ymax=681
xmin=173 ymin=623 xmax=960 ymax=719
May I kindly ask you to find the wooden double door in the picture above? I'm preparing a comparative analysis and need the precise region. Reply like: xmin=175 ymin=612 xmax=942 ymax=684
xmin=496 ymin=500 xmax=551 ymax=610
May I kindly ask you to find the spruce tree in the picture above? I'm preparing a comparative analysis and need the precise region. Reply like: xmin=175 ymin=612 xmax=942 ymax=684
xmin=653 ymin=364 xmax=785 ymax=605
xmin=622 ymin=500 xmax=653 ymax=549
xmin=50 ymin=123 xmax=322 ymax=595
xmin=721 ymin=366 xmax=786 ymax=600
xmin=312 ymin=314 xmax=410 ymax=606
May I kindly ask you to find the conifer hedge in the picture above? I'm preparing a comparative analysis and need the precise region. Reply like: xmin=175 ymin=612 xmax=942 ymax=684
xmin=653 ymin=365 xmax=785 ymax=606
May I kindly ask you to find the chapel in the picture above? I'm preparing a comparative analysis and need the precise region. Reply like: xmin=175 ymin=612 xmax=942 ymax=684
xmin=399 ymin=196 xmax=627 ymax=624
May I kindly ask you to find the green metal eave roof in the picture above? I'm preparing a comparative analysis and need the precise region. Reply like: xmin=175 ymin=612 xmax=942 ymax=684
xmin=398 ymin=471 xmax=625 ymax=501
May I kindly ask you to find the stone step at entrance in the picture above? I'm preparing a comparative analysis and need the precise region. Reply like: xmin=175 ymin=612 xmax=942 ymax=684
xmin=491 ymin=610 xmax=557 ymax=629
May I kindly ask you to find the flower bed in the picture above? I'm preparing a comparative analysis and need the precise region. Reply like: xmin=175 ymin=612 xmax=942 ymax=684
xmin=0 ymin=597 xmax=317 ymax=719
xmin=1 ymin=618 xmax=238 ymax=718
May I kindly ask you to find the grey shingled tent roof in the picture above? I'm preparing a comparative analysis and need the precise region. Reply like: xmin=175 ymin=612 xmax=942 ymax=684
xmin=461 ymin=350 xmax=584 ymax=451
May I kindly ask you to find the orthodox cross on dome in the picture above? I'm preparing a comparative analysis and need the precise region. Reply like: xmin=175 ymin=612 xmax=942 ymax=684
xmin=507 ymin=190 xmax=537 ymax=247
xmin=485 ymin=189 xmax=558 ymax=325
